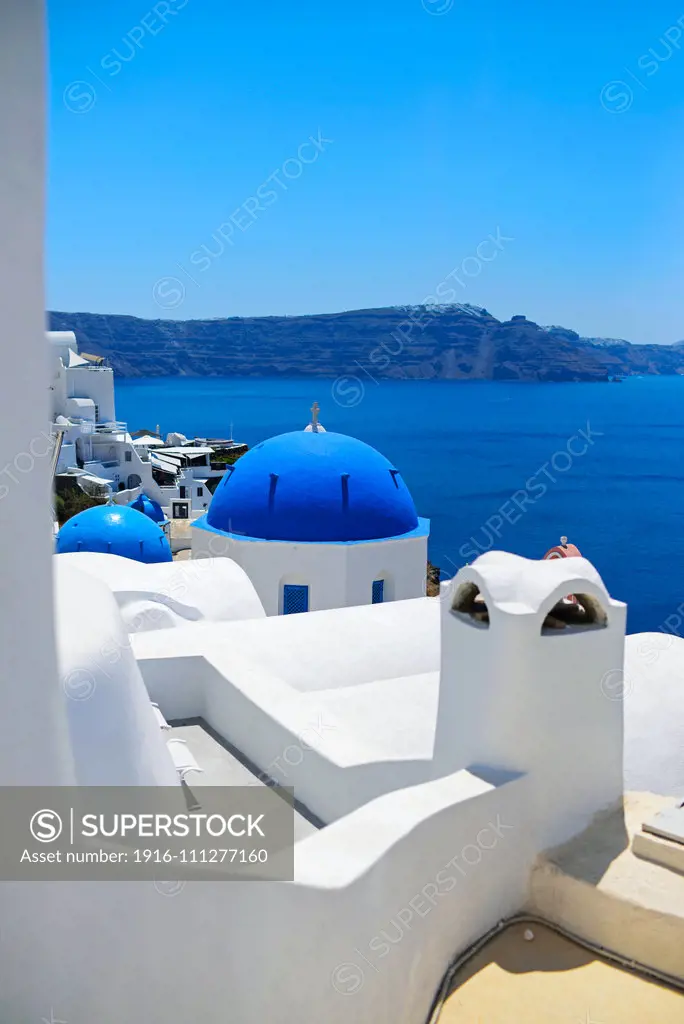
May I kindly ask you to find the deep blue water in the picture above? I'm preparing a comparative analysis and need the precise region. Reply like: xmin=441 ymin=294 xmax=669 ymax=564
xmin=115 ymin=376 xmax=684 ymax=635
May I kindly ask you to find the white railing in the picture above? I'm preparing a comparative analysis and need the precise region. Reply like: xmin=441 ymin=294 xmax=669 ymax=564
xmin=77 ymin=419 xmax=127 ymax=436
xmin=95 ymin=420 xmax=127 ymax=433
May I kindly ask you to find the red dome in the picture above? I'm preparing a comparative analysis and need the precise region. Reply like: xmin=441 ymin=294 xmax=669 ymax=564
xmin=543 ymin=538 xmax=582 ymax=560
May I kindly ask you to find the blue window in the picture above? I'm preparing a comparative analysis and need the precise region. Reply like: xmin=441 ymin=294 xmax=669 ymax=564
xmin=283 ymin=584 xmax=309 ymax=615
xmin=372 ymin=579 xmax=385 ymax=604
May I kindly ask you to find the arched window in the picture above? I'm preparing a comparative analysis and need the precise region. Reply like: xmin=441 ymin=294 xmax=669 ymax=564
xmin=450 ymin=581 xmax=490 ymax=628
xmin=541 ymin=593 xmax=607 ymax=634
xmin=283 ymin=584 xmax=309 ymax=615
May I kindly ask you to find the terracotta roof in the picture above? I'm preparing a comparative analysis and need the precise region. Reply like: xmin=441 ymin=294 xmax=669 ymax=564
xmin=543 ymin=540 xmax=582 ymax=560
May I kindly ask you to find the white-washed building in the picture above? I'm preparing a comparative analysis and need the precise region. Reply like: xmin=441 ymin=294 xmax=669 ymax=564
xmin=191 ymin=427 xmax=430 ymax=614
xmin=49 ymin=330 xmax=237 ymax=519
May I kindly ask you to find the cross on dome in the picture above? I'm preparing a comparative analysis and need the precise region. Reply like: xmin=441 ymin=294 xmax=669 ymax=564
xmin=305 ymin=401 xmax=326 ymax=433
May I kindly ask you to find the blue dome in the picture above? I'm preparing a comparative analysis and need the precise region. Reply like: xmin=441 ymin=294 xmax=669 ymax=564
xmin=56 ymin=504 xmax=173 ymax=563
xmin=206 ymin=431 xmax=420 ymax=542
xmin=129 ymin=493 xmax=168 ymax=524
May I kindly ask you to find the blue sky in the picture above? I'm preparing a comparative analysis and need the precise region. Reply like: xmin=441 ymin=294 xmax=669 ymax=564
xmin=48 ymin=1 xmax=684 ymax=342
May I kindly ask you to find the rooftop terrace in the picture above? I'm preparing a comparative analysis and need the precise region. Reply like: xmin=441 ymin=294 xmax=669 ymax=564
xmin=437 ymin=920 xmax=684 ymax=1023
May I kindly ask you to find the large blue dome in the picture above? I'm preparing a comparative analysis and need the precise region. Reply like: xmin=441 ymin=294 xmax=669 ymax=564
xmin=56 ymin=504 xmax=173 ymax=563
xmin=206 ymin=431 xmax=420 ymax=542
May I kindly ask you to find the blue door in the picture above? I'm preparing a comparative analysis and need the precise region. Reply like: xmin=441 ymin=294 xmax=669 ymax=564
xmin=283 ymin=584 xmax=309 ymax=614
xmin=372 ymin=579 xmax=385 ymax=604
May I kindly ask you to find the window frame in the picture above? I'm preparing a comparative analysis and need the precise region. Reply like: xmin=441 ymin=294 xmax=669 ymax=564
xmin=283 ymin=583 xmax=309 ymax=615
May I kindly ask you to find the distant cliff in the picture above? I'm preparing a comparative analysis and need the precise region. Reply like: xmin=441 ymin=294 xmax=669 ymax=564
xmin=48 ymin=305 xmax=684 ymax=382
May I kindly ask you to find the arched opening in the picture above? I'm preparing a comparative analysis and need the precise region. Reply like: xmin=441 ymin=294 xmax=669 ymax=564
xmin=450 ymin=581 xmax=490 ymax=628
xmin=127 ymin=473 xmax=142 ymax=489
xmin=541 ymin=593 xmax=608 ymax=634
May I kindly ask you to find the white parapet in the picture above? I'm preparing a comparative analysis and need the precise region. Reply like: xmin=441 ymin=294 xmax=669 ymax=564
xmin=53 ymin=559 xmax=180 ymax=787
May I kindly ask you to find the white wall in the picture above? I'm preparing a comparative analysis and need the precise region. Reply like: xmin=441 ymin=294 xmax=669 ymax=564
xmin=345 ymin=533 xmax=428 ymax=606
xmin=0 ymin=0 xmax=73 ymax=784
xmin=56 ymin=440 xmax=77 ymax=471
xmin=192 ymin=525 xmax=427 ymax=615
xmin=90 ymin=434 xmax=123 ymax=466
xmin=240 ymin=539 xmax=348 ymax=614
xmin=67 ymin=366 xmax=116 ymax=422
xmin=434 ymin=554 xmax=626 ymax=849
xmin=623 ymin=631 xmax=684 ymax=796
xmin=53 ymin=560 xmax=179 ymax=786
xmin=0 ymin=767 xmax=535 ymax=1024
xmin=48 ymin=330 xmax=77 ymax=365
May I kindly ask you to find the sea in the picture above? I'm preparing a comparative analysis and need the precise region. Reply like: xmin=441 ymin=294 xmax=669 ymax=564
xmin=116 ymin=375 xmax=684 ymax=636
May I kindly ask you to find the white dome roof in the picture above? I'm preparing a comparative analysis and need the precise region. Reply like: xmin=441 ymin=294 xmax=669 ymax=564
xmin=54 ymin=552 xmax=266 ymax=631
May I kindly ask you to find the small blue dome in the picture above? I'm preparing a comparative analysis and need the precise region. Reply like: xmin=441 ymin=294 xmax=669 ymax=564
xmin=129 ymin=493 xmax=168 ymax=524
xmin=56 ymin=504 xmax=173 ymax=563
xmin=206 ymin=431 xmax=419 ymax=542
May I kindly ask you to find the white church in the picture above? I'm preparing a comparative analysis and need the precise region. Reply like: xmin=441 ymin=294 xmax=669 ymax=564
xmin=2 ymin=3 xmax=684 ymax=1022
xmin=190 ymin=402 xmax=430 ymax=614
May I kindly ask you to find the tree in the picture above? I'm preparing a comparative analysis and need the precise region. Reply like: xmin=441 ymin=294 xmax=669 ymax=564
xmin=54 ymin=489 xmax=106 ymax=526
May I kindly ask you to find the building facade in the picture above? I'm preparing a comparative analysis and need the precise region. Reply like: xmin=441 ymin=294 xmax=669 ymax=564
xmin=49 ymin=330 xmax=236 ymax=518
